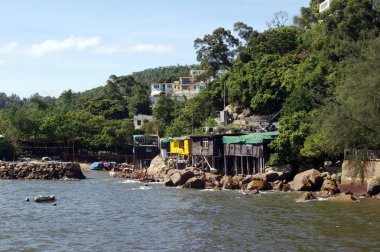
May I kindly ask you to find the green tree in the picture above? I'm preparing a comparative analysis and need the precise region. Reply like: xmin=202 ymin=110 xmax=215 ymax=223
xmin=303 ymin=38 xmax=380 ymax=156
xmin=194 ymin=27 xmax=239 ymax=76
xmin=153 ymin=95 xmax=176 ymax=125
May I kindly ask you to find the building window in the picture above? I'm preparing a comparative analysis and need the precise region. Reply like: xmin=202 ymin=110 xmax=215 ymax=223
xmin=179 ymin=141 xmax=184 ymax=149
xmin=137 ymin=120 xmax=141 ymax=126
xmin=202 ymin=139 xmax=209 ymax=149
xmin=167 ymin=84 xmax=172 ymax=88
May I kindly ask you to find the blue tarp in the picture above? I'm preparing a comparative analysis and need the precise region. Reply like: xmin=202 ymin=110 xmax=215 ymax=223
xmin=90 ymin=162 xmax=104 ymax=170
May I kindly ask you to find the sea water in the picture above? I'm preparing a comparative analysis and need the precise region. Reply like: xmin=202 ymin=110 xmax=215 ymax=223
xmin=0 ymin=172 xmax=379 ymax=251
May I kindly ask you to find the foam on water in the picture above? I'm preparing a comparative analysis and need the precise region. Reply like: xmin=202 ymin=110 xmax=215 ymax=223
xmin=119 ymin=179 xmax=139 ymax=184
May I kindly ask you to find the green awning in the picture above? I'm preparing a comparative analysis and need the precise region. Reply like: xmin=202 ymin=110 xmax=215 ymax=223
xmin=160 ymin=138 xmax=171 ymax=144
xmin=160 ymin=136 xmax=190 ymax=144
xmin=223 ymin=131 xmax=279 ymax=145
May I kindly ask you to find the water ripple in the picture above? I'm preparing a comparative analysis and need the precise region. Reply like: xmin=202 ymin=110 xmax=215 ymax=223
xmin=0 ymin=173 xmax=379 ymax=251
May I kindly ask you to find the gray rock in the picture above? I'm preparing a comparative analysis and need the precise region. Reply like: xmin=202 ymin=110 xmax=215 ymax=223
xmin=297 ymin=192 xmax=317 ymax=202
xmin=272 ymin=180 xmax=284 ymax=191
xmin=182 ymin=177 xmax=205 ymax=189
xmin=221 ymin=176 xmax=240 ymax=190
xmin=246 ymin=175 xmax=271 ymax=190
xmin=367 ymin=177 xmax=380 ymax=196
xmin=265 ymin=171 xmax=279 ymax=182
xmin=290 ymin=169 xmax=323 ymax=191
xmin=33 ymin=195 xmax=56 ymax=203
xmin=321 ymin=179 xmax=340 ymax=195
xmin=170 ymin=170 xmax=195 ymax=187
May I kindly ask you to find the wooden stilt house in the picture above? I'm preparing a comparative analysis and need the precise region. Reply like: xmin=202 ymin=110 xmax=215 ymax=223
xmin=133 ymin=135 xmax=160 ymax=169
xmin=222 ymin=132 xmax=279 ymax=175
xmin=190 ymin=134 xmax=240 ymax=173
xmin=168 ymin=136 xmax=192 ymax=160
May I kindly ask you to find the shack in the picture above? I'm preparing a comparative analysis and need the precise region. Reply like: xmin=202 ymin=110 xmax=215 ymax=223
xmin=169 ymin=136 xmax=192 ymax=161
xmin=223 ymin=132 xmax=279 ymax=175
xmin=133 ymin=135 xmax=160 ymax=169
xmin=190 ymin=134 xmax=239 ymax=173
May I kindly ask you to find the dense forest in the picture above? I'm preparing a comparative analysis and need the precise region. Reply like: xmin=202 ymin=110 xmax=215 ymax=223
xmin=0 ymin=0 xmax=379 ymax=165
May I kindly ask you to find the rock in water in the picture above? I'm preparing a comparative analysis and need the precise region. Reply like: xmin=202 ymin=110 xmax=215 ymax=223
xmin=182 ymin=177 xmax=205 ymax=189
xmin=367 ymin=177 xmax=380 ymax=196
xmin=321 ymin=179 xmax=340 ymax=195
xmin=290 ymin=169 xmax=323 ymax=191
xmin=33 ymin=195 xmax=56 ymax=203
xmin=296 ymin=192 xmax=317 ymax=202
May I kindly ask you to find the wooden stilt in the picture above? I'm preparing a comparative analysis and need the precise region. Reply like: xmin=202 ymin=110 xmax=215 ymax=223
xmin=224 ymin=156 xmax=227 ymax=175
xmin=234 ymin=157 xmax=237 ymax=175
xmin=240 ymin=156 xmax=243 ymax=175
xmin=246 ymin=156 xmax=249 ymax=175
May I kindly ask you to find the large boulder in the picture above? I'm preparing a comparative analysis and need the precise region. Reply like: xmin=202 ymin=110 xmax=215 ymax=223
xmin=271 ymin=180 xmax=284 ymax=191
xmin=239 ymin=176 xmax=254 ymax=189
xmin=182 ymin=177 xmax=205 ymax=189
xmin=290 ymin=169 xmax=323 ymax=191
xmin=147 ymin=155 xmax=168 ymax=179
xmin=246 ymin=174 xmax=271 ymax=190
xmin=232 ymin=175 xmax=244 ymax=184
xmin=321 ymin=179 xmax=340 ymax=195
xmin=265 ymin=171 xmax=279 ymax=182
xmin=169 ymin=170 xmax=195 ymax=187
xmin=367 ymin=177 xmax=380 ymax=196
xmin=221 ymin=176 xmax=240 ymax=190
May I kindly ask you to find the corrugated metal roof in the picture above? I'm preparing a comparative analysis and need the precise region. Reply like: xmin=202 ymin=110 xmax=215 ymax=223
xmin=160 ymin=136 xmax=190 ymax=144
xmin=222 ymin=131 xmax=279 ymax=144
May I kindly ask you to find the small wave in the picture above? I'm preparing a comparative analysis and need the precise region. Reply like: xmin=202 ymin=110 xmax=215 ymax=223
xmin=119 ymin=179 xmax=139 ymax=184
xmin=129 ymin=186 xmax=152 ymax=190
xmin=316 ymin=197 xmax=329 ymax=201
xmin=201 ymin=188 xmax=215 ymax=192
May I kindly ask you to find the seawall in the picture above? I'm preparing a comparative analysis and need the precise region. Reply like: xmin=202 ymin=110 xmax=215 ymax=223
xmin=0 ymin=162 xmax=86 ymax=180
xmin=340 ymin=160 xmax=380 ymax=194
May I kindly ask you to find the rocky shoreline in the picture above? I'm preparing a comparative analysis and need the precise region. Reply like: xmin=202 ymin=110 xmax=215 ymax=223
xmin=0 ymin=162 xmax=86 ymax=180
xmin=112 ymin=156 xmax=380 ymax=201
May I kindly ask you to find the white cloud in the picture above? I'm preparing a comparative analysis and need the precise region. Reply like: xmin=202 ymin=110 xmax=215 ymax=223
xmin=0 ymin=42 xmax=18 ymax=54
xmin=96 ymin=43 xmax=174 ymax=55
xmin=29 ymin=36 xmax=101 ymax=56
xmin=95 ymin=46 xmax=124 ymax=54
xmin=127 ymin=44 xmax=173 ymax=54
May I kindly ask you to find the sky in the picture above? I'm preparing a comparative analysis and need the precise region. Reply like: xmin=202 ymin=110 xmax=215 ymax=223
xmin=0 ymin=0 xmax=310 ymax=98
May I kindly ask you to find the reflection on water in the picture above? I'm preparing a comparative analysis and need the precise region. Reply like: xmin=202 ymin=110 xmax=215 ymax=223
xmin=0 ymin=171 xmax=379 ymax=251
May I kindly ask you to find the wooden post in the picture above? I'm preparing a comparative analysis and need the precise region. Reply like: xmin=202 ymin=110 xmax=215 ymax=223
xmin=262 ymin=157 xmax=265 ymax=173
xmin=240 ymin=156 xmax=244 ymax=175
xmin=224 ymin=156 xmax=227 ymax=175
xmin=234 ymin=157 xmax=237 ymax=175
xmin=246 ymin=157 xmax=249 ymax=175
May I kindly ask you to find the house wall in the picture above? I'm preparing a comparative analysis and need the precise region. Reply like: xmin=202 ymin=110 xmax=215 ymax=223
xmin=191 ymin=137 xmax=215 ymax=156
xmin=170 ymin=139 xmax=192 ymax=156
xmin=224 ymin=143 xmax=264 ymax=157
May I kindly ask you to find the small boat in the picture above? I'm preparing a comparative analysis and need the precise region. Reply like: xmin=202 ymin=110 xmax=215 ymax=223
xmin=90 ymin=162 xmax=104 ymax=170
